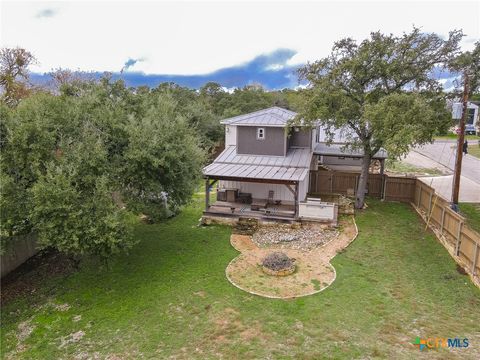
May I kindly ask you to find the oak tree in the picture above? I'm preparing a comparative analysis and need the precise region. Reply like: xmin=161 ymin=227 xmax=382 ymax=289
xmin=298 ymin=28 xmax=463 ymax=208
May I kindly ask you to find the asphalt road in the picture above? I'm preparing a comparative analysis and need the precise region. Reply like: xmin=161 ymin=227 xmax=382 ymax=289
xmin=404 ymin=140 xmax=480 ymax=203
xmin=414 ymin=140 xmax=480 ymax=184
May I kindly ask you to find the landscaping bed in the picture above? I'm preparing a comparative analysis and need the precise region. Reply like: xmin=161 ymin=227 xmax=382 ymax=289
xmin=226 ymin=217 xmax=357 ymax=298
xmin=252 ymin=223 xmax=338 ymax=250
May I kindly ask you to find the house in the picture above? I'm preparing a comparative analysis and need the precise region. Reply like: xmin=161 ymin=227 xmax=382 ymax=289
xmin=202 ymin=107 xmax=387 ymax=222
xmin=452 ymin=101 xmax=479 ymax=135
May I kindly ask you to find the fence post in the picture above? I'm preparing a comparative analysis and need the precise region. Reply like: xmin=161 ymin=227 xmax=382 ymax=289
xmin=455 ymin=221 xmax=463 ymax=256
xmin=428 ymin=190 xmax=433 ymax=215
xmin=417 ymin=185 xmax=422 ymax=208
xmin=472 ymin=243 xmax=479 ymax=275
xmin=382 ymin=176 xmax=387 ymax=200
xmin=440 ymin=207 xmax=446 ymax=233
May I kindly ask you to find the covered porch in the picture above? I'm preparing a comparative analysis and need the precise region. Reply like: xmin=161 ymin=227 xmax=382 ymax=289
xmin=204 ymin=176 xmax=300 ymax=221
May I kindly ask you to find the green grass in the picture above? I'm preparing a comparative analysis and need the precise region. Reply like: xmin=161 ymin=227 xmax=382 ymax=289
xmin=386 ymin=160 xmax=443 ymax=176
xmin=467 ymin=145 xmax=480 ymax=159
xmin=459 ymin=203 xmax=480 ymax=233
xmin=434 ymin=134 xmax=479 ymax=141
xmin=1 ymin=195 xmax=479 ymax=359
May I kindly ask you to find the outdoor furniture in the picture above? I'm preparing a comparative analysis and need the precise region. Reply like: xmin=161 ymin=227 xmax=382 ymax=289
xmin=216 ymin=189 xmax=227 ymax=201
xmin=237 ymin=192 xmax=252 ymax=204
xmin=251 ymin=203 xmax=261 ymax=211
xmin=226 ymin=189 xmax=238 ymax=202
xmin=251 ymin=199 xmax=267 ymax=211
xmin=267 ymin=190 xmax=274 ymax=206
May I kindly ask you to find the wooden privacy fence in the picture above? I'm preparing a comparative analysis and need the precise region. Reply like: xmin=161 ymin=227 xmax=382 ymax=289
xmin=308 ymin=169 xmax=480 ymax=286
xmin=308 ymin=170 xmax=416 ymax=202
xmin=413 ymin=180 xmax=480 ymax=286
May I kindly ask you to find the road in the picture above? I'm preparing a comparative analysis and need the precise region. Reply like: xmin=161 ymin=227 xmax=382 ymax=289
xmin=414 ymin=140 xmax=480 ymax=184
xmin=404 ymin=140 xmax=480 ymax=203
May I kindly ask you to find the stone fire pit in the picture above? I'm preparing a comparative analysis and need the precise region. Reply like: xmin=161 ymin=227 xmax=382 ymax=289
xmin=261 ymin=251 xmax=296 ymax=276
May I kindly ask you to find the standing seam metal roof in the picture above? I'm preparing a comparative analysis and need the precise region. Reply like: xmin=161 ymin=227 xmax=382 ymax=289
xmin=314 ymin=143 xmax=388 ymax=159
xmin=220 ymin=106 xmax=297 ymax=127
xmin=202 ymin=146 xmax=311 ymax=182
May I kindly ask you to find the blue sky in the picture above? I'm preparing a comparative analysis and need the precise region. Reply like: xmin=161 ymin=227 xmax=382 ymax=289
xmin=30 ymin=48 xmax=303 ymax=90
xmin=2 ymin=1 xmax=479 ymax=90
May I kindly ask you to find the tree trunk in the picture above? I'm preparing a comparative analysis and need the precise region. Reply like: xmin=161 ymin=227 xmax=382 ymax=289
xmin=355 ymin=152 xmax=371 ymax=209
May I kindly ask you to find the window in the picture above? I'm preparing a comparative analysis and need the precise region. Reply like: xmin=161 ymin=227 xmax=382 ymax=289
xmin=467 ymin=108 xmax=475 ymax=125
xmin=257 ymin=127 xmax=265 ymax=140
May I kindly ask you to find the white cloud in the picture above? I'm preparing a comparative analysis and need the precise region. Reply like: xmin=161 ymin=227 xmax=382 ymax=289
xmin=265 ymin=64 xmax=284 ymax=71
xmin=221 ymin=86 xmax=237 ymax=94
xmin=1 ymin=1 xmax=479 ymax=75
xmin=294 ymin=84 xmax=309 ymax=90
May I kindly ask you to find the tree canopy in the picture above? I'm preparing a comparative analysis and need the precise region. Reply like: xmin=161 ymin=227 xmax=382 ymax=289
xmin=0 ymin=47 xmax=37 ymax=106
xmin=0 ymin=56 xmax=305 ymax=260
xmin=0 ymin=79 xmax=205 ymax=259
xmin=298 ymin=28 xmax=463 ymax=208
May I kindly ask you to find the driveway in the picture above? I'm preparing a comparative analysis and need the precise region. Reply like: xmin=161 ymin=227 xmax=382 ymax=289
xmin=404 ymin=140 xmax=480 ymax=203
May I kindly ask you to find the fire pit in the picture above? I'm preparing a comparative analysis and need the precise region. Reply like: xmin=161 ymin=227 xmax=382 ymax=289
xmin=261 ymin=251 xmax=296 ymax=276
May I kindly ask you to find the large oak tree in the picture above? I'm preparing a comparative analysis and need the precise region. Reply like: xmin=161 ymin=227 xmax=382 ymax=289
xmin=297 ymin=28 xmax=463 ymax=208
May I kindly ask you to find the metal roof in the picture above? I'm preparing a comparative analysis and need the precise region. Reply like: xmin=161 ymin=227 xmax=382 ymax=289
xmin=314 ymin=143 xmax=388 ymax=159
xmin=220 ymin=106 xmax=297 ymax=127
xmin=203 ymin=146 xmax=311 ymax=182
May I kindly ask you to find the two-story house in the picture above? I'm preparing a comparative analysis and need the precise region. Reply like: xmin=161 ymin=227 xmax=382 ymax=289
xmin=202 ymin=106 xmax=387 ymax=222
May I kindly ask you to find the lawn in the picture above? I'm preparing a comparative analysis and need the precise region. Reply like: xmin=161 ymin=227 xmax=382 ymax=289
xmin=1 ymin=195 xmax=479 ymax=359
xmin=386 ymin=160 xmax=443 ymax=176
xmin=459 ymin=203 xmax=480 ymax=234
xmin=434 ymin=134 xmax=479 ymax=141
xmin=467 ymin=144 xmax=480 ymax=159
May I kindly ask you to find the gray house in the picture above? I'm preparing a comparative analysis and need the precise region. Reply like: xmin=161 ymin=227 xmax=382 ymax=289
xmin=202 ymin=107 xmax=387 ymax=221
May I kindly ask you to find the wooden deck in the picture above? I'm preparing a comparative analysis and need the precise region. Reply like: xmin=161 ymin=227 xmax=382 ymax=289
xmin=204 ymin=200 xmax=295 ymax=221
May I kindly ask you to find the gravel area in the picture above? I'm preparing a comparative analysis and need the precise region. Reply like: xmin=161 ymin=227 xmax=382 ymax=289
xmin=252 ymin=224 xmax=339 ymax=250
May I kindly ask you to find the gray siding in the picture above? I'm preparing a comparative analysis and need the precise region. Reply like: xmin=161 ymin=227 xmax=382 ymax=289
xmin=289 ymin=129 xmax=312 ymax=148
xmin=237 ymin=126 xmax=286 ymax=156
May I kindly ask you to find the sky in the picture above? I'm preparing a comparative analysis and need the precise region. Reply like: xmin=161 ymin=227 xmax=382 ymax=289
xmin=1 ymin=0 xmax=479 ymax=89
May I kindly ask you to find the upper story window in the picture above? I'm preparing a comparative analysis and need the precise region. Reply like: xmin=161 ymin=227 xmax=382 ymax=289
xmin=257 ymin=127 xmax=265 ymax=140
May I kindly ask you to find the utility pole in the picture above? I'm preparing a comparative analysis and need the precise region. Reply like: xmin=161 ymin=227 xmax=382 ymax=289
xmin=451 ymin=71 xmax=469 ymax=211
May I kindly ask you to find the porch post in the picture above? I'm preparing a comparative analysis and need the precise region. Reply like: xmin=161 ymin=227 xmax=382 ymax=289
xmin=294 ymin=181 xmax=299 ymax=218
xmin=205 ymin=177 xmax=210 ymax=211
